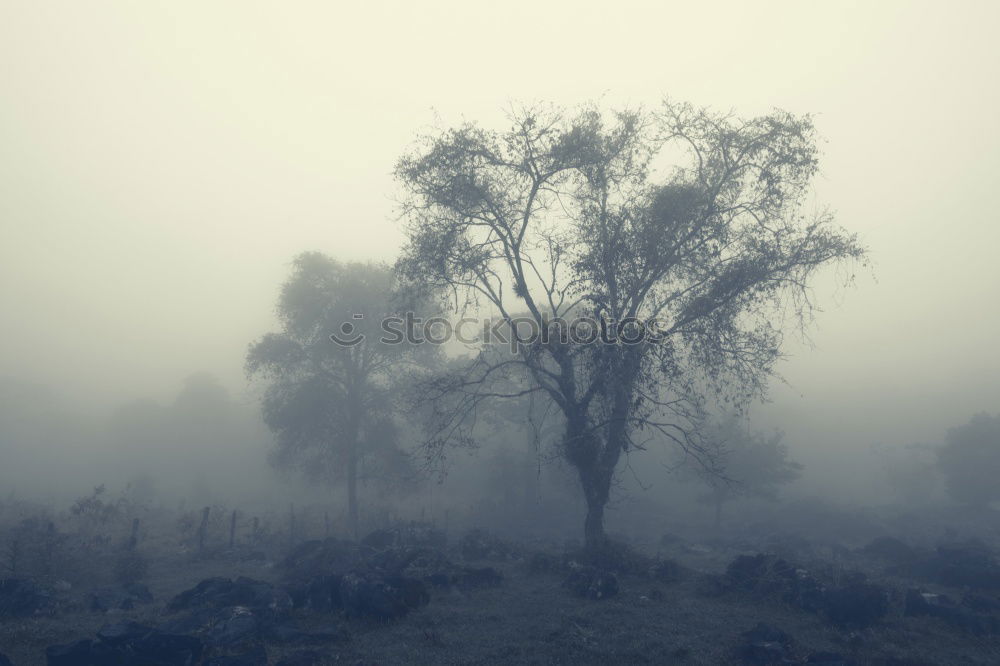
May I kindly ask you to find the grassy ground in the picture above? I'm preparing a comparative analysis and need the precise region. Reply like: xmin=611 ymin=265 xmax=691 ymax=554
xmin=4 ymin=542 xmax=1000 ymax=666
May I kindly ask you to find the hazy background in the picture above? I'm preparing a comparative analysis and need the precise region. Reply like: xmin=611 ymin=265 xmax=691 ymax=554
xmin=1 ymin=1 xmax=998 ymax=503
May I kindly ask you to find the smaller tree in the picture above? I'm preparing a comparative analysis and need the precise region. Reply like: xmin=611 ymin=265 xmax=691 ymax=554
xmin=936 ymin=412 xmax=1000 ymax=509
xmin=684 ymin=417 xmax=801 ymax=527
xmin=247 ymin=253 xmax=427 ymax=537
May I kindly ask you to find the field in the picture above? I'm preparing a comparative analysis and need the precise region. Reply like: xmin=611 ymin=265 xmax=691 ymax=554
xmin=3 ymin=494 xmax=1000 ymax=666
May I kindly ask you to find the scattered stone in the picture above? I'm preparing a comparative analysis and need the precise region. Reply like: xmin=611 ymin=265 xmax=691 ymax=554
xmin=725 ymin=554 xmax=794 ymax=594
xmin=282 ymin=539 xmax=373 ymax=581
xmin=0 ymin=578 xmax=56 ymax=618
xmin=45 ymin=639 xmax=94 ymax=666
xmin=167 ymin=577 xmax=292 ymax=616
xmin=786 ymin=569 xmax=826 ymax=613
xmin=367 ymin=545 xmax=452 ymax=580
xmin=905 ymin=588 xmax=997 ymax=634
xmin=95 ymin=620 xmax=156 ymax=645
xmin=339 ymin=572 xmax=429 ymax=620
xmin=46 ymin=629 xmax=204 ymax=666
xmin=289 ymin=575 xmax=342 ymax=612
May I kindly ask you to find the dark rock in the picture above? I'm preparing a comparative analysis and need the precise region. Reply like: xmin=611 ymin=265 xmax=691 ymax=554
xmin=282 ymin=539 xmax=373 ymax=581
xmin=289 ymin=575 xmax=342 ymax=612
xmin=118 ymin=631 xmax=205 ymax=665
xmin=95 ymin=620 xmax=155 ymax=645
xmin=47 ymin=630 xmax=205 ymax=666
xmin=563 ymin=566 xmax=618 ymax=600
xmin=737 ymin=623 xmax=795 ymax=665
xmin=786 ymin=569 xmax=826 ymax=613
xmin=205 ymin=607 xmax=261 ymax=647
xmin=367 ymin=545 xmax=451 ymax=580
xmin=0 ymin=578 xmax=56 ymax=617
xmin=339 ymin=572 xmax=428 ymax=620
xmin=46 ymin=639 xmax=94 ymax=666
xmin=822 ymin=579 xmax=889 ymax=629
xmin=0 ymin=652 xmax=12 ymax=666
xmin=905 ymin=588 xmax=997 ymax=634
xmin=725 ymin=554 xmax=795 ymax=593
xmin=167 ymin=577 xmax=291 ymax=615
xmin=158 ymin=607 xmax=219 ymax=636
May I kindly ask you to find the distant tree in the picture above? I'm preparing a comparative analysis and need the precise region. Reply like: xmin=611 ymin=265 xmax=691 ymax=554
xmin=246 ymin=253 xmax=424 ymax=537
xmin=936 ymin=412 xmax=1000 ymax=508
xmin=395 ymin=100 xmax=865 ymax=551
xmin=882 ymin=442 xmax=941 ymax=507
xmin=684 ymin=417 xmax=801 ymax=526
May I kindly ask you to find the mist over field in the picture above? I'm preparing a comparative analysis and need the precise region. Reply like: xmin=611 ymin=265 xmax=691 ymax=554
xmin=1 ymin=2 xmax=999 ymax=665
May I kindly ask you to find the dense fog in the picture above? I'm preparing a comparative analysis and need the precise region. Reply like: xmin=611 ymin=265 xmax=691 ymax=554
xmin=1 ymin=3 xmax=998 ymax=665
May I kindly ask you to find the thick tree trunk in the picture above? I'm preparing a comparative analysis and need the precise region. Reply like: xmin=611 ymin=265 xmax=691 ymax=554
xmin=347 ymin=444 xmax=359 ymax=539
xmin=565 ymin=410 xmax=620 ymax=553
xmin=578 ymin=459 xmax=615 ymax=552
xmin=583 ymin=489 xmax=608 ymax=550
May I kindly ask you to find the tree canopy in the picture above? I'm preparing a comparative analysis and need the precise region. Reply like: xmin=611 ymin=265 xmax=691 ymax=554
xmin=396 ymin=100 xmax=866 ymax=550
xmin=937 ymin=412 xmax=1000 ymax=508
xmin=246 ymin=253 xmax=424 ymax=535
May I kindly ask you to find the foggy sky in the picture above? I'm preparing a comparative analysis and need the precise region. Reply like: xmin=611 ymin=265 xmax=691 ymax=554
xmin=1 ymin=1 xmax=998 ymax=498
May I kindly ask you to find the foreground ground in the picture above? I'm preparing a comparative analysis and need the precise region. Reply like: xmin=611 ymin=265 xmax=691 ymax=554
xmin=2 ymin=524 xmax=1000 ymax=665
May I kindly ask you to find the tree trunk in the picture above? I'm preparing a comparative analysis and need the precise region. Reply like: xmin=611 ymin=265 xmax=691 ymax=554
xmin=566 ymin=412 xmax=618 ymax=553
xmin=347 ymin=444 xmax=359 ymax=539
xmin=584 ymin=491 xmax=607 ymax=550
xmin=579 ymin=462 xmax=614 ymax=552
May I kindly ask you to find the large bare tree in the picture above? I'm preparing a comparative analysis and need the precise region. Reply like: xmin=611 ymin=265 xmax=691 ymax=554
xmin=395 ymin=101 xmax=865 ymax=551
